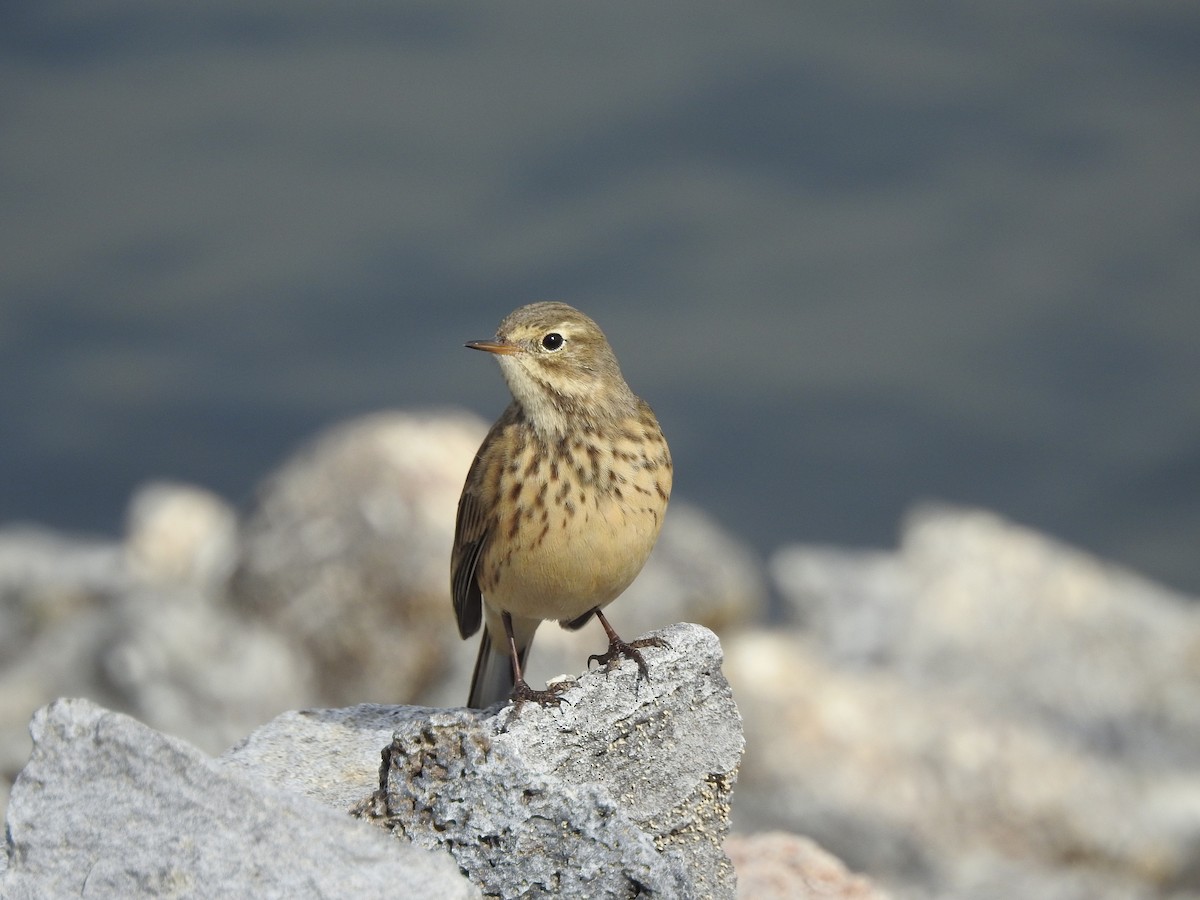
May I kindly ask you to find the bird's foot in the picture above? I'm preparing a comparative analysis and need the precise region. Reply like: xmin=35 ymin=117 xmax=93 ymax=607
xmin=509 ymin=677 xmax=572 ymax=714
xmin=588 ymin=634 xmax=669 ymax=681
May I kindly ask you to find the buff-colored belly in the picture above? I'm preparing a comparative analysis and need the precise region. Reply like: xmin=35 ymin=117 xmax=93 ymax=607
xmin=481 ymin=493 xmax=663 ymax=624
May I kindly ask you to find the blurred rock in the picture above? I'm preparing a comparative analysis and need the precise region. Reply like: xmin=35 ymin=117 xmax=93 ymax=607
xmin=97 ymin=584 xmax=314 ymax=755
xmin=726 ymin=631 xmax=1199 ymax=898
xmin=0 ymin=526 xmax=130 ymax=814
xmin=726 ymin=832 xmax=890 ymax=900
xmin=0 ymin=698 xmax=478 ymax=899
xmin=124 ymin=480 xmax=238 ymax=592
xmin=0 ymin=518 xmax=312 ymax=817
xmin=229 ymin=410 xmax=487 ymax=706
xmin=773 ymin=504 xmax=1200 ymax=768
xmin=770 ymin=546 xmax=909 ymax=667
xmin=898 ymin=505 xmax=1200 ymax=768
xmin=629 ymin=501 xmax=768 ymax=633
xmin=759 ymin=504 xmax=1200 ymax=899
xmin=0 ymin=525 xmax=126 ymax=659
xmin=0 ymin=528 xmax=120 ymax=816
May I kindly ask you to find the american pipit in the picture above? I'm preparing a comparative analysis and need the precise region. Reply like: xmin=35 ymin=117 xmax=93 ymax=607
xmin=452 ymin=302 xmax=672 ymax=709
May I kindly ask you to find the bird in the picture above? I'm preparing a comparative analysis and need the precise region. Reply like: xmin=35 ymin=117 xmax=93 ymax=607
xmin=452 ymin=301 xmax=672 ymax=709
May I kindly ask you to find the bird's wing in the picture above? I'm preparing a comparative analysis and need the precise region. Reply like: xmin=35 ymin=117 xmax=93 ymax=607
xmin=451 ymin=480 xmax=489 ymax=639
xmin=451 ymin=410 xmax=514 ymax=639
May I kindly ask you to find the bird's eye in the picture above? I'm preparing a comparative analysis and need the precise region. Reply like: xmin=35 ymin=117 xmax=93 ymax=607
xmin=541 ymin=332 xmax=564 ymax=351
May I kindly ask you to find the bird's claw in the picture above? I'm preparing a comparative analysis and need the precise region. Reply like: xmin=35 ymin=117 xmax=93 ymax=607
xmin=588 ymin=635 xmax=669 ymax=681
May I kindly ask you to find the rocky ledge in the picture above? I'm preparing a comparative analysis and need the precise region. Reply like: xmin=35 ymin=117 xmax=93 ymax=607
xmin=2 ymin=624 xmax=744 ymax=899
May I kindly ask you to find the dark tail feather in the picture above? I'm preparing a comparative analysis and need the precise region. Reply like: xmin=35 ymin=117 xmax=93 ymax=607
xmin=468 ymin=625 xmax=530 ymax=709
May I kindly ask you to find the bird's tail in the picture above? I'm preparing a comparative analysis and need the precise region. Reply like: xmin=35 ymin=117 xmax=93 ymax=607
xmin=468 ymin=625 xmax=531 ymax=709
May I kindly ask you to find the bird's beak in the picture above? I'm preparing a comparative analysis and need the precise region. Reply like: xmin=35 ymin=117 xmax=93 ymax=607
xmin=465 ymin=339 xmax=519 ymax=355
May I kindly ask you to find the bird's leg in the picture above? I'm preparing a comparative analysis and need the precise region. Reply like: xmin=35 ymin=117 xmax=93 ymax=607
xmin=587 ymin=609 xmax=669 ymax=681
xmin=503 ymin=612 xmax=569 ymax=709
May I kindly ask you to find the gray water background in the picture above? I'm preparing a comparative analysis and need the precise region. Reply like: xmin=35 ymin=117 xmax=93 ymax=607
xmin=3 ymin=3 xmax=1199 ymax=593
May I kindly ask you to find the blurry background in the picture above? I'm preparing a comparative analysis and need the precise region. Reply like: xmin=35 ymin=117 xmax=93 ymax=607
xmin=3 ymin=1 xmax=1198 ymax=593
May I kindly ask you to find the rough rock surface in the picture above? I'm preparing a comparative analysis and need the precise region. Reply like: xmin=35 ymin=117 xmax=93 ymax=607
xmin=371 ymin=625 xmax=740 ymax=899
xmin=0 ymin=698 xmax=478 ymax=899
xmin=3 ymin=623 xmax=743 ymax=899
xmin=226 ymin=623 xmax=744 ymax=900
